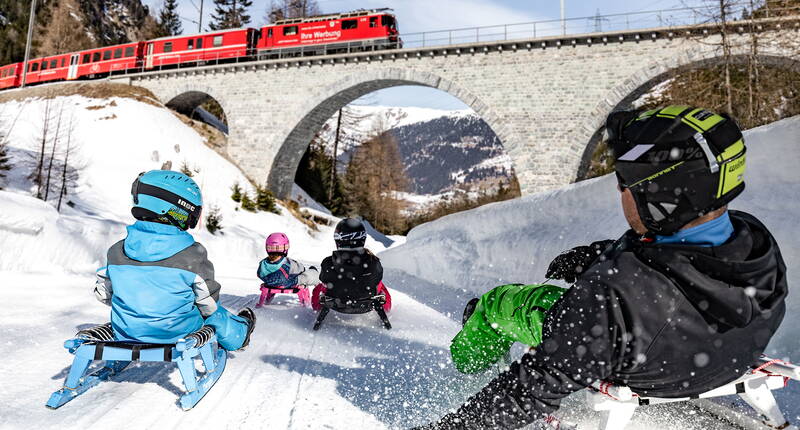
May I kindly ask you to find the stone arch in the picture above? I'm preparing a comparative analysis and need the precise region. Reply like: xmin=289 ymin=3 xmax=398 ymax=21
xmin=573 ymin=46 xmax=800 ymax=181
xmin=266 ymin=67 xmax=520 ymax=198
xmin=160 ymin=84 xmax=232 ymax=134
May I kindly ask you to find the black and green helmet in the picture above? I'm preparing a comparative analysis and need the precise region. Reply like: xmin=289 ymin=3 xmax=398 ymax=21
xmin=607 ymin=105 xmax=746 ymax=235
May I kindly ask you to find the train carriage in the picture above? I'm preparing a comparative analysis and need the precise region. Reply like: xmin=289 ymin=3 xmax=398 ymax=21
xmin=0 ymin=63 xmax=21 ymax=90
xmin=143 ymin=29 xmax=257 ymax=70
xmin=22 ymin=53 xmax=73 ymax=85
xmin=75 ymin=42 xmax=145 ymax=78
xmin=257 ymin=9 xmax=400 ymax=58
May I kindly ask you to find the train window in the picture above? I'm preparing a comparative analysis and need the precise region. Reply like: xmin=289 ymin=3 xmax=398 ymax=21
xmin=1 ymin=70 xmax=6 ymax=78
xmin=103 ymin=50 xmax=112 ymax=60
xmin=41 ymin=61 xmax=48 ymax=71
xmin=196 ymin=38 xmax=203 ymax=49
xmin=114 ymin=48 xmax=122 ymax=58
xmin=213 ymin=35 xmax=223 ymax=46
xmin=283 ymin=26 xmax=298 ymax=36
xmin=60 ymin=58 xmax=65 ymax=67
xmin=342 ymin=19 xmax=357 ymax=30
xmin=93 ymin=52 xmax=101 ymax=62
xmin=83 ymin=53 xmax=91 ymax=64
xmin=50 ymin=59 xmax=57 ymax=68
xmin=164 ymin=42 xmax=173 ymax=53
xmin=125 ymin=46 xmax=135 ymax=57
xmin=31 ymin=62 xmax=39 ymax=72
xmin=381 ymin=15 xmax=395 ymax=28
xmin=267 ymin=29 xmax=273 ymax=38
xmin=188 ymin=39 xmax=194 ymax=50
xmin=370 ymin=17 xmax=377 ymax=27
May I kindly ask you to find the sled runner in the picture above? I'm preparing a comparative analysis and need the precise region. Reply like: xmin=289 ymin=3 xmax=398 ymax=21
xmin=586 ymin=356 xmax=800 ymax=430
xmin=311 ymin=283 xmax=392 ymax=331
xmin=46 ymin=323 xmax=226 ymax=411
xmin=256 ymin=283 xmax=311 ymax=308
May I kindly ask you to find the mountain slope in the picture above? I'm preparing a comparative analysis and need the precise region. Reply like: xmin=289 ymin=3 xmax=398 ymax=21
xmin=315 ymin=106 xmax=515 ymax=195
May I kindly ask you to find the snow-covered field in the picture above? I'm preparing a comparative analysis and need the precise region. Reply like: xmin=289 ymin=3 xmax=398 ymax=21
xmin=0 ymin=90 xmax=798 ymax=429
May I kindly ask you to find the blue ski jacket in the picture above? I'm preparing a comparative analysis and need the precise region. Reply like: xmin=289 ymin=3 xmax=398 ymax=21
xmin=257 ymin=256 xmax=318 ymax=288
xmin=93 ymin=221 xmax=221 ymax=344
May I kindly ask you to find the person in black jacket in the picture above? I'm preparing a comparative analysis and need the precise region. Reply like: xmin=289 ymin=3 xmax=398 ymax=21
xmin=419 ymin=106 xmax=788 ymax=429
xmin=311 ymin=218 xmax=393 ymax=329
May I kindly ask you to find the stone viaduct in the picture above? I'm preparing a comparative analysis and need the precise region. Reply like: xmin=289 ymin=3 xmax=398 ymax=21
xmin=112 ymin=16 xmax=800 ymax=198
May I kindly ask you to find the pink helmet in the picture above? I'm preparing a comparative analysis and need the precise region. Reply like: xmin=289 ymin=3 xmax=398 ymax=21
xmin=266 ymin=232 xmax=289 ymax=254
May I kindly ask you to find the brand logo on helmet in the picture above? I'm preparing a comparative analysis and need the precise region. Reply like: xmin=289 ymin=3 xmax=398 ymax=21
xmin=177 ymin=199 xmax=196 ymax=211
xmin=643 ymin=146 xmax=705 ymax=163
xmin=334 ymin=231 xmax=366 ymax=240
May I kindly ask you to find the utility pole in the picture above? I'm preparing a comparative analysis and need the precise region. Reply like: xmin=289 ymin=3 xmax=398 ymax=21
xmin=560 ymin=0 xmax=566 ymax=35
xmin=21 ymin=0 xmax=37 ymax=88
xmin=198 ymin=0 xmax=204 ymax=32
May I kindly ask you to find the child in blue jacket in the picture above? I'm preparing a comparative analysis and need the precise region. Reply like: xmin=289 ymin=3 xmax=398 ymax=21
xmin=92 ymin=170 xmax=256 ymax=351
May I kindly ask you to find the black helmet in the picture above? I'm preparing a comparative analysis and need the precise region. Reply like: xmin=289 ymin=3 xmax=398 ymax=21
xmin=607 ymin=105 xmax=746 ymax=235
xmin=334 ymin=217 xmax=367 ymax=249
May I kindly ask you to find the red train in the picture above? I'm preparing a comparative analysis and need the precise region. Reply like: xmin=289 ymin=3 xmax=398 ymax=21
xmin=0 ymin=9 xmax=399 ymax=90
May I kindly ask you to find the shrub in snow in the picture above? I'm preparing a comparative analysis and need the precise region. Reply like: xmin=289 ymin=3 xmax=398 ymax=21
xmin=230 ymin=182 xmax=242 ymax=202
xmin=205 ymin=205 xmax=223 ymax=235
xmin=240 ymin=192 xmax=256 ymax=212
xmin=0 ymin=138 xmax=9 ymax=189
xmin=180 ymin=161 xmax=194 ymax=177
xmin=255 ymin=185 xmax=279 ymax=214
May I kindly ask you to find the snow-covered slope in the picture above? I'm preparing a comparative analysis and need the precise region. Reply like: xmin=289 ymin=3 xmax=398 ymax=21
xmin=381 ymin=116 xmax=800 ymax=423
xmin=0 ymin=94 xmax=388 ymax=274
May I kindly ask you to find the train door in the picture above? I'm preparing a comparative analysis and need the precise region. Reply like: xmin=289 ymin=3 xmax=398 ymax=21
xmin=67 ymin=54 xmax=80 ymax=80
xmin=145 ymin=43 xmax=154 ymax=69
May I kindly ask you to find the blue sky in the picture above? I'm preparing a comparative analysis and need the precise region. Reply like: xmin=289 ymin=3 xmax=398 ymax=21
xmin=143 ymin=0 xmax=705 ymax=110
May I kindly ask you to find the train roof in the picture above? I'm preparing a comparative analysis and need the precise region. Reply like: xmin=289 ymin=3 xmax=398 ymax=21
xmin=147 ymin=28 xmax=253 ymax=43
xmin=272 ymin=8 xmax=394 ymax=26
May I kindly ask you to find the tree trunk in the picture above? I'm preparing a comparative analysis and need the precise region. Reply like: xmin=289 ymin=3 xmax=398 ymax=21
xmin=57 ymin=128 xmax=71 ymax=212
xmin=720 ymin=0 xmax=733 ymax=114
xmin=328 ymin=108 xmax=342 ymax=203
xmin=44 ymin=105 xmax=63 ymax=201
xmin=35 ymin=99 xmax=52 ymax=199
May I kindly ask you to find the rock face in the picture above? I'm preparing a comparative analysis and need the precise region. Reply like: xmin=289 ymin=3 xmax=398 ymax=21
xmin=77 ymin=0 xmax=154 ymax=45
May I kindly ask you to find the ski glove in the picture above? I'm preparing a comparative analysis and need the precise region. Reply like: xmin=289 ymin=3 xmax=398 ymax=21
xmin=545 ymin=240 xmax=615 ymax=283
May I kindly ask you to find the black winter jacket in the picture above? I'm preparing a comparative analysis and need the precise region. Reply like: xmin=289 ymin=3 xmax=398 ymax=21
xmin=319 ymin=248 xmax=383 ymax=300
xmin=437 ymin=211 xmax=787 ymax=429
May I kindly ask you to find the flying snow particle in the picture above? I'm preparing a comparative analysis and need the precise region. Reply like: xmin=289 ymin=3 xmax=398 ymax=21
xmin=693 ymin=352 xmax=710 ymax=368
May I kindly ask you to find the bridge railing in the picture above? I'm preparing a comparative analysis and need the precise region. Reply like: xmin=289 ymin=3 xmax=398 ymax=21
xmin=399 ymin=1 xmax=800 ymax=49
xmin=116 ymin=2 xmax=800 ymax=78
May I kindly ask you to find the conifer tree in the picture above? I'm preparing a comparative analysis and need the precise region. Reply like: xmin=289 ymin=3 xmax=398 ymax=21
xmin=231 ymin=182 xmax=242 ymax=202
xmin=240 ymin=192 xmax=256 ymax=212
xmin=209 ymin=0 xmax=253 ymax=30
xmin=158 ymin=0 xmax=183 ymax=37
xmin=255 ymin=185 xmax=279 ymax=214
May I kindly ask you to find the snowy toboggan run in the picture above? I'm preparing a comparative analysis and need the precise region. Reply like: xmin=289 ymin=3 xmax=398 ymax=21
xmin=0 ymin=88 xmax=798 ymax=429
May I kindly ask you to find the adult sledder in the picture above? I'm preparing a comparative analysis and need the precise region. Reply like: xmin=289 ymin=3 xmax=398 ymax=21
xmin=418 ymin=106 xmax=790 ymax=429
xmin=47 ymin=170 xmax=256 ymax=410
xmin=255 ymin=232 xmax=319 ymax=308
xmin=312 ymin=217 xmax=392 ymax=330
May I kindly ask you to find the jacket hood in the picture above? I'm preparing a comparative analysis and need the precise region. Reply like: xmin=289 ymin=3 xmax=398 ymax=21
xmin=636 ymin=210 xmax=787 ymax=329
xmin=124 ymin=220 xmax=195 ymax=262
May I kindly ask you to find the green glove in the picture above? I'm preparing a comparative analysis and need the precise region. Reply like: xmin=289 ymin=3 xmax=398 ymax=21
xmin=450 ymin=283 xmax=565 ymax=374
